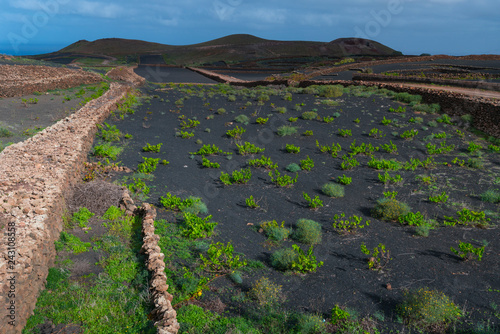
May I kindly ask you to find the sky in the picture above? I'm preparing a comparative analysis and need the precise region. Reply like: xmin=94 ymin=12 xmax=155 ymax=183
xmin=0 ymin=0 xmax=499 ymax=56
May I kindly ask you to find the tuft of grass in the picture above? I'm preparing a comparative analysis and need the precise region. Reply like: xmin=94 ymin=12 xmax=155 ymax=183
xmin=277 ymin=125 xmax=298 ymax=137
xmin=293 ymin=219 xmax=322 ymax=245
xmin=372 ymin=198 xmax=410 ymax=222
xmin=321 ymin=183 xmax=345 ymax=198
xmin=397 ymin=287 xmax=462 ymax=333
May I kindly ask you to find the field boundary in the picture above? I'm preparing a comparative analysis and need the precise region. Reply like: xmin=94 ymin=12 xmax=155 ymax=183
xmin=0 ymin=82 xmax=129 ymax=333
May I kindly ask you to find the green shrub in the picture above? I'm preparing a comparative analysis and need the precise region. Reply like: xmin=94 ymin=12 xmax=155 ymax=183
xmin=72 ymin=207 xmax=94 ymax=228
xmin=372 ymin=198 xmax=410 ymax=221
xmin=137 ymin=157 xmax=160 ymax=174
xmin=293 ymin=219 xmax=322 ymax=245
xmin=397 ymin=288 xmax=462 ymax=332
xmin=142 ymin=142 xmax=162 ymax=153
xmin=54 ymin=231 xmax=91 ymax=254
xmin=300 ymin=156 xmax=314 ymax=171
xmin=285 ymin=144 xmax=301 ymax=154
xmin=235 ymin=114 xmax=250 ymax=125
xmin=271 ymin=245 xmax=323 ymax=273
xmin=200 ymin=241 xmax=247 ymax=273
xmin=450 ymin=241 xmax=485 ymax=261
xmin=286 ymin=163 xmax=301 ymax=173
xmin=0 ymin=127 xmax=13 ymax=137
xmin=277 ymin=125 xmax=298 ymax=137
xmin=182 ymin=196 xmax=208 ymax=215
xmin=481 ymin=189 xmax=500 ymax=203
xmin=393 ymin=92 xmax=422 ymax=104
xmin=98 ymin=123 xmax=122 ymax=142
xmin=319 ymin=85 xmax=343 ymax=98
xmin=337 ymin=174 xmax=352 ymax=185
xmin=250 ymin=277 xmax=283 ymax=307
xmin=93 ymin=143 xmax=123 ymax=160
xmin=236 ymin=142 xmax=265 ymax=155
xmin=181 ymin=212 xmax=217 ymax=239
xmin=301 ymin=111 xmax=318 ymax=120
xmin=321 ymin=183 xmax=345 ymax=198
xmin=259 ymin=220 xmax=290 ymax=242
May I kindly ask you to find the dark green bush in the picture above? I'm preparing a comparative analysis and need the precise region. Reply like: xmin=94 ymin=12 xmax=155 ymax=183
xmin=481 ymin=189 xmax=500 ymax=203
xmin=271 ymin=248 xmax=298 ymax=271
xmin=321 ymin=183 xmax=345 ymax=198
xmin=372 ymin=198 xmax=410 ymax=222
xmin=293 ymin=219 xmax=322 ymax=245
xmin=393 ymin=92 xmax=422 ymax=104
xmin=286 ymin=163 xmax=301 ymax=173
xmin=277 ymin=125 xmax=298 ymax=137
xmin=301 ymin=111 xmax=318 ymax=120
xmin=319 ymin=85 xmax=344 ymax=98
xmin=235 ymin=114 xmax=250 ymax=125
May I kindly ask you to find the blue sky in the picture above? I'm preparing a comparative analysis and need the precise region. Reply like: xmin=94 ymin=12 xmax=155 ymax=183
xmin=0 ymin=0 xmax=499 ymax=56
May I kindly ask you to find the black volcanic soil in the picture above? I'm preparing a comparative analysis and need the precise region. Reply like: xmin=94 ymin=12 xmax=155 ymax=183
xmin=134 ymin=65 xmax=219 ymax=84
xmin=101 ymin=83 xmax=500 ymax=332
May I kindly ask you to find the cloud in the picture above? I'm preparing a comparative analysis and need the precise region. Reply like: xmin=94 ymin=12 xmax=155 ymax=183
xmin=8 ymin=0 xmax=44 ymax=11
xmin=238 ymin=8 xmax=287 ymax=24
xmin=158 ymin=17 xmax=178 ymax=27
xmin=299 ymin=13 xmax=340 ymax=27
xmin=69 ymin=1 xmax=124 ymax=19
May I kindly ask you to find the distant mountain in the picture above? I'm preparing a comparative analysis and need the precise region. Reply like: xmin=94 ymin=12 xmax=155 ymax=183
xmin=30 ymin=34 xmax=401 ymax=66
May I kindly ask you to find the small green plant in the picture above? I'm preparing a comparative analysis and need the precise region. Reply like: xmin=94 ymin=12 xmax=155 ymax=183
xmin=190 ymin=144 xmax=231 ymax=156
xmin=245 ymin=195 xmax=260 ymax=209
xmin=181 ymin=212 xmax=218 ymax=239
xmin=369 ymin=128 xmax=385 ymax=138
xmin=400 ymin=129 xmax=419 ymax=140
xmin=426 ymin=141 xmax=455 ymax=155
xmin=256 ymin=117 xmax=269 ymax=124
xmin=451 ymin=242 xmax=485 ymax=261
xmin=259 ymin=220 xmax=291 ymax=242
xmin=487 ymin=144 xmax=500 ymax=153
xmin=236 ymin=141 xmax=265 ymax=155
xmin=302 ymin=192 xmax=323 ymax=210
xmin=381 ymin=116 xmax=392 ymax=126
xmin=368 ymin=156 xmax=402 ymax=170
xmin=467 ymin=141 xmax=482 ymax=154
xmin=360 ymin=243 xmax=391 ymax=271
xmin=372 ymin=198 xmax=410 ymax=221
xmin=302 ymin=130 xmax=314 ymax=136
xmin=98 ymin=123 xmax=122 ymax=142
xmin=268 ymin=169 xmax=298 ymax=187
xmin=293 ymin=219 xmax=322 ymax=245
xmin=436 ymin=114 xmax=453 ymax=124
xmin=226 ymin=126 xmax=246 ymax=139
xmin=321 ymin=115 xmax=336 ymax=124
xmin=285 ymin=144 xmax=301 ymax=154
xmin=72 ymin=207 xmax=95 ymax=230
xmin=338 ymin=128 xmax=352 ymax=137
xmin=408 ymin=117 xmax=424 ymax=124
xmin=378 ymin=171 xmax=403 ymax=184
xmin=200 ymin=242 xmax=247 ymax=273
xmin=316 ymin=140 xmax=342 ymax=157
xmin=220 ymin=168 xmax=252 ymax=185
xmin=180 ymin=118 xmax=200 ymax=129
xmin=399 ymin=211 xmax=427 ymax=226
xmin=321 ymin=183 xmax=345 ymax=198
xmin=142 ymin=142 xmax=162 ymax=153
xmin=353 ymin=118 xmax=360 ymax=123
xmin=54 ymin=232 xmax=91 ymax=254
xmin=340 ymin=155 xmax=359 ymax=170
xmin=429 ymin=191 xmax=449 ymax=203
xmin=349 ymin=140 xmax=378 ymax=156
xmin=137 ymin=157 xmax=160 ymax=174
xmin=127 ymin=178 xmax=150 ymax=196
xmin=299 ymin=156 xmax=314 ymax=171
xmin=0 ymin=126 xmax=13 ymax=138
xmin=397 ymin=288 xmax=462 ymax=333
xmin=277 ymin=125 xmax=298 ymax=136
xmin=178 ymin=131 xmax=194 ymax=139
xmin=444 ymin=208 xmax=491 ymax=228
xmin=389 ymin=106 xmax=406 ymax=113
xmin=271 ymin=245 xmax=324 ymax=273
xmin=288 ymin=117 xmax=298 ymax=122
xmin=380 ymin=141 xmax=398 ymax=154
xmin=201 ymin=156 xmax=220 ymax=168
xmin=383 ymin=191 xmax=398 ymax=199
xmin=93 ymin=143 xmax=123 ymax=160
xmin=331 ymin=305 xmax=351 ymax=326
xmin=332 ymin=213 xmax=370 ymax=235
xmin=217 ymin=108 xmax=226 ymax=114
xmin=248 ymin=155 xmax=278 ymax=170
xmin=337 ymin=174 xmax=352 ymax=185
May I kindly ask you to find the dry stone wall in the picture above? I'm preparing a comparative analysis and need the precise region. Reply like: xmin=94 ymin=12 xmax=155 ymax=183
xmin=0 ymin=65 xmax=102 ymax=98
xmin=118 ymin=191 xmax=180 ymax=334
xmin=0 ymin=82 xmax=129 ymax=333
